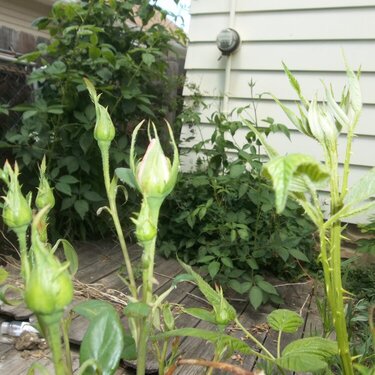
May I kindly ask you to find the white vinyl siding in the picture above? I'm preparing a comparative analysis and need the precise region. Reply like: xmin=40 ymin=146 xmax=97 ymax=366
xmin=182 ymin=0 xmax=375 ymax=223
xmin=0 ymin=0 xmax=51 ymax=38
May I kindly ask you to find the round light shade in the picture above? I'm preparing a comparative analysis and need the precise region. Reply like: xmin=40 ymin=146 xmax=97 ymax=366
xmin=216 ymin=28 xmax=240 ymax=55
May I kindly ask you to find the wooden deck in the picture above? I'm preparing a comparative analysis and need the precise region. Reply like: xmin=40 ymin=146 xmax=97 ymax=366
xmin=0 ymin=241 xmax=320 ymax=374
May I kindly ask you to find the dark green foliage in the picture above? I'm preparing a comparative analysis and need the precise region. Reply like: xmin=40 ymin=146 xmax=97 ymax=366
xmin=158 ymin=112 xmax=316 ymax=308
xmin=1 ymin=0 xmax=184 ymax=239
xmin=356 ymin=219 xmax=375 ymax=255
xmin=343 ymin=265 xmax=375 ymax=367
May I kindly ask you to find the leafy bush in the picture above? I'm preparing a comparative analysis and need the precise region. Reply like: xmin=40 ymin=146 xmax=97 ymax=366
xmin=158 ymin=111 xmax=316 ymax=309
xmin=343 ymin=265 xmax=375 ymax=367
xmin=356 ymin=219 xmax=375 ymax=255
xmin=1 ymin=0 xmax=184 ymax=239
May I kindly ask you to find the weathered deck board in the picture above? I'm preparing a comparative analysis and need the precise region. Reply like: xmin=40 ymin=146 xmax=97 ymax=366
xmin=0 ymin=241 xmax=317 ymax=375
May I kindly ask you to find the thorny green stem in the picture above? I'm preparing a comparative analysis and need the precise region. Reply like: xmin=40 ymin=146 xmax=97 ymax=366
xmin=40 ymin=314 xmax=67 ymax=375
xmin=157 ymin=341 xmax=168 ymax=375
xmin=62 ymin=317 xmax=73 ymax=374
xmin=319 ymin=228 xmax=334 ymax=310
xmin=15 ymin=226 xmax=29 ymax=281
xmin=325 ymin=143 xmax=354 ymax=375
xmin=137 ymin=197 xmax=162 ymax=375
xmin=234 ymin=318 xmax=275 ymax=361
xmin=99 ymin=141 xmax=138 ymax=299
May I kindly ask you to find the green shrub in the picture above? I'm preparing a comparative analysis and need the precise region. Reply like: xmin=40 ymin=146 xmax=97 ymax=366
xmin=158 ymin=111 xmax=316 ymax=308
xmin=1 ymin=0 xmax=184 ymax=239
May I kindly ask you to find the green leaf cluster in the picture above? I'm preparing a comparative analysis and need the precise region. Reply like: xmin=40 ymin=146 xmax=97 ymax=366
xmin=1 ymin=0 xmax=185 ymax=239
xmin=158 ymin=111 xmax=316 ymax=309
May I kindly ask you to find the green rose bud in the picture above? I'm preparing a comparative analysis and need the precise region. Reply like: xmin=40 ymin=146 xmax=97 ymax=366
xmin=130 ymin=121 xmax=179 ymax=200
xmin=25 ymin=225 xmax=73 ymax=315
xmin=93 ymin=103 xmax=116 ymax=143
xmin=132 ymin=200 xmax=157 ymax=243
xmin=36 ymin=157 xmax=55 ymax=210
xmin=84 ymin=78 xmax=115 ymax=143
xmin=213 ymin=287 xmax=236 ymax=326
xmin=136 ymin=138 xmax=171 ymax=196
xmin=2 ymin=162 xmax=32 ymax=231
xmin=135 ymin=218 xmax=156 ymax=242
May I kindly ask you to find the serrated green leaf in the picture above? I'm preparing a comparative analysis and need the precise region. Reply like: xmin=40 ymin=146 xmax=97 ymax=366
xmin=55 ymin=182 xmax=72 ymax=196
xmin=184 ymin=307 xmax=217 ymax=324
xmin=121 ymin=334 xmax=136 ymax=361
xmin=115 ymin=168 xmax=137 ymax=189
xmin=83 ymin=191 xmax=104 ymax=202
xmin=79 ymin=132 xmax=93 ymax=154
xmin=263 ymin=154 xmax=329 ymax=213
xmin=74 ymin=300 xmax=115 ymax=320
xmin=229 ymin=164 xmax=245 ymax=178
xmin=267 ymin=309 xmax=303 ymax=333
xmin=80 ymin=306 xmax=124 ymax=375
xmin=249 ymin=286 xmax=263 ymax=310
xmin=275 ymin=337 xmax=338 ymax=372
xmin=277 ymin=247 xmax=289 ymax=262
xmin=179 ymin=261 xmax=236 ymax=320
xmin=229 ymin=280 xmax=251 ymax=294
xmin=345 ymin=167 xmax=375 ymax=208
xmin=246 ymin=258 xmax=259 ymax=270
xmin=257 ymin=280 xmax=278 ymax=295
xmin=74 ymin=199 xmax=89 ymax=220
xmin=289 ymin=249 xmax=310 ymax=262
xmin=61 ymin=196 xmax=76 ymax=210
xmin=142 ymin=53 xmax=155 ymax=66
xmin=243 ymin=119 xmax=279 ymax=159
xmin=197 ymin=255 xmax=215 ymax=263
xmin=208 ymin=261 xmax=220 ymax=278
xmin=171 ymin=273 xmax=195 ymax=287
xmin=221 ymin=257 xmax=233 ymax=268
xmin=123 ymin=302 xmax=151 ymax=318
xmin=58 ymin=175 xmax=80 ymax=184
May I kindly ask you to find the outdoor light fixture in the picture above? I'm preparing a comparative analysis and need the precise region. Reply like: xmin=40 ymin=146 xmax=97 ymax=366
xmin=216 ymin=28 xmax=240 ymax=55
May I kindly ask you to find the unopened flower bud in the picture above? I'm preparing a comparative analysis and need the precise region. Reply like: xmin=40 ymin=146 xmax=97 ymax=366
xmin=213 ymin=287 xmax=236 ymax=326
xmin=132 ymin=200 xmax=157 ymax=242
xmin=25 ymin=227 xmax=73 ymax=315
xmin=135 ymin=218 xmax=156 ymax=242
xmin=84 ymin=78 xmax=115 ymax=143
xmin=136 ymin=138 xmax=171 ymax=197
xmin=93 ymin=104 xmax=116 ymax=143
xmin=2 ymin=163 xmax=32 ymax=231
xmin=130 ymin=121 xmax=179 ymax=200
xmin=36 ymin=157 xmax=55 ymax=210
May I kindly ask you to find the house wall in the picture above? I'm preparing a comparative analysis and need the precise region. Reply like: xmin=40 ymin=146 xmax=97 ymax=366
xmin=0 ymin=0 xmax=51 ymax=55
xmin=181 ymin=0 xmax=375 ymax=222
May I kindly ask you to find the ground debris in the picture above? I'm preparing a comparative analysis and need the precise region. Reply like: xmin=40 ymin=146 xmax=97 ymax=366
xmin=15 ymin=332 xmax=47 ymax=351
